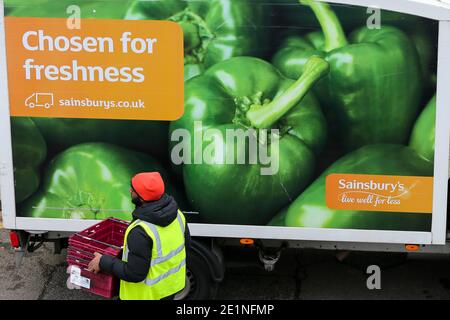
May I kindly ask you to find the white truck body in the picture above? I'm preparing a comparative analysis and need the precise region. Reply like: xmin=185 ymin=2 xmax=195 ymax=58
xmin=1 ymin=0 xmax=450 ymax=249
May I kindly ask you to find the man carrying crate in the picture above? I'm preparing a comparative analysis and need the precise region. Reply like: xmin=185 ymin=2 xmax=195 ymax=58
xmin=88 ymin=172 xmax=191 ymax=300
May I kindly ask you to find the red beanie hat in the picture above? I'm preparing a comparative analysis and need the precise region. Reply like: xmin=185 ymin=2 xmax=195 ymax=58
xmin=131 ymin=172 xmax=165 ymax=201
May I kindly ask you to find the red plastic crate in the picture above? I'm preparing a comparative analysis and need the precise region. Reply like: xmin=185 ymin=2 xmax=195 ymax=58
xmin=67 ymin=263 xmax=120 ymax=298
xmin=66 ymin=218 xmax=130 ymax=298
xmin=67 ymin=248 xmax=94 ymax=264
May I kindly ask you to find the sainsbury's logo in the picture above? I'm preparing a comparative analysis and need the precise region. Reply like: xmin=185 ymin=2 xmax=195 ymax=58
xmin=338 ymin=179 xmax=405 ymax=193
xmin=326 ymin=174 xmax=433 ymax=214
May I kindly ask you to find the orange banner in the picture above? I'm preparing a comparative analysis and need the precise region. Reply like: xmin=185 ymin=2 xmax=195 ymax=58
xmin=326 ymin=174 xmax=433 ymax=213
xmin=5 ymin=17 xmax=184 ymax=120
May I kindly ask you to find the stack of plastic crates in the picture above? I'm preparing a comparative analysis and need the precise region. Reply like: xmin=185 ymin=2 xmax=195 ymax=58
xmin=66 ymin=218 xmax=129 ymax=298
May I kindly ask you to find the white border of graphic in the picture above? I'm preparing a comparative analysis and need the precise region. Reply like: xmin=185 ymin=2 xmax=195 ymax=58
xmin=1 ymin=0 xmax=449 ymax=245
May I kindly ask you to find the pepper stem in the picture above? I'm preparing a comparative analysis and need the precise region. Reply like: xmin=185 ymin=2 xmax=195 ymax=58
xmin=169 ymin=9 xmax=214 ymax=62
xmin=246 ymin=56 xmax=330 ymax=129
xmin=179 ymin=21 xmax=201 ymax=52
xmin=300 ymin=0 xmax=348 ymax=51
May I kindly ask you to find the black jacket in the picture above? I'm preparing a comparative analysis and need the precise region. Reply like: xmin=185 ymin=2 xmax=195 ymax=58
xmin=100 ymin=194 xmax=191 ymax=283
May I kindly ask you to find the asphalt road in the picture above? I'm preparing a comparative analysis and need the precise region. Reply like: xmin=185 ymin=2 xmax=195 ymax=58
xmin=1 ymin=228 xmax=450 ymax=300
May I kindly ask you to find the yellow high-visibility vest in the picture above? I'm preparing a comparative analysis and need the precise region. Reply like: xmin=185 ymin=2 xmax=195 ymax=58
xmin=120 ymin=210 xmax=186 ymax=300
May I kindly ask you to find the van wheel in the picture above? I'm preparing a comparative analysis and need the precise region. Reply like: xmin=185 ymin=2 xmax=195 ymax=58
xmin=175 ymin=250 xmax=218 ymax=300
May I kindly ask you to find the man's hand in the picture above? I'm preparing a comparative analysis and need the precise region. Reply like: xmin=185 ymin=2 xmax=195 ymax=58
xmin=87 ymin=252 xmax=102 ymax=274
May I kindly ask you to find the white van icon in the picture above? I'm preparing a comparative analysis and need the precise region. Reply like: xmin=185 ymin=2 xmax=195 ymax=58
xmin=25 ymin=93 xmax=54 ymax=109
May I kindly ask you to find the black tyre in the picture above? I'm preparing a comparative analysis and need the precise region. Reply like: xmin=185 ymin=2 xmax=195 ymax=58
xmin=175 ymin=250 xmax=218 ymax=300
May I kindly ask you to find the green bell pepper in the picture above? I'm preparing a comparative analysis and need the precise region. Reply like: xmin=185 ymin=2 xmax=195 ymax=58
xmin=11 ymin=117 xmax=47 ymax=203
xmin=31 ymin=118 xmax=169 ymax=160
xmin=268 ymin=207 xmax=288 ymax=227
xmin=272 ymin=0 xmax=423 ymax=151
xmin=20 ymin=143 xmax=186 ymax=220
xmin=410 ymin=95 xmax=436 ymax=163
xmin=170 ymin=55 xmax=329 ymax=225
xmin=408 ymin=25 xmax=437 ymax=90
xmin=125 ymin=0 xmax=267 ymax=80
xmin=280 ymin=144 xmax=433 ymax=231
xmin=270 ymin=0 xmax=438 ymax=82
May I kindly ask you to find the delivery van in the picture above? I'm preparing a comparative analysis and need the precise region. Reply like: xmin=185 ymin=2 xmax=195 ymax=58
xmin=1 ymin=0 xmax=450 ymax=299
